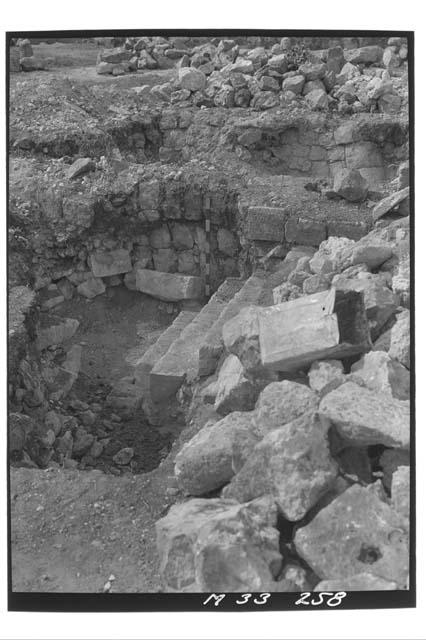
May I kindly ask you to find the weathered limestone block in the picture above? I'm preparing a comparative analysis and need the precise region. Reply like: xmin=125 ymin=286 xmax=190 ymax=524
xmin=351 ymin=350 xmax=410 ymax=400
xmin=282 ymin=75 xmax=305 ymax=94
xmin=333 ymin=168 xmax=368 ymax=202
xmin=391 ymin=466 xmax=409 ymax=520
xmin=389 ymin=309 xmax=410 ymax=369
xmin=156 ymin=496 xmax=282 ymax=592
xmin=284 ymin=217 xmax=327 ymax=246
xmin=77 ymin=276 xmax=106 ymax=299
xmin=178 ymin=67 xmax=206 ymax=91
xmin=245 ymin=206 xmax=286 ymax=241
xmin=309 ymin=236 xmax=355 ymax=274
xmin=135 ymin=269 xmax=203 ymax=301
xmin=153 ymin=247 xmax=178 ymax=272
xmin=344 ymin=45 xmax=384 ymax=65
xmin=308 ymin=359 xmax=345 ymax=396
xmin=171 ymin=223 xmax=194 ymax=249
xmin=223 ymin=413 xmax=338 ymax=520
xmin=314 ymin=573 xmax=398 ymax=591
xmin=319 ymin=381 xmax=410 ymax=448
xmin=214 ymin=355 xmax=258 ymax=416
xmin=254 ymin=380 xmax=318 ymax=435
xmin=174 ymin=411 xmax=258 ymax=495
xmin=294 ymin=484 xmax=408 ymax=587
xmin=89 ymin=249 xmax=132 ymax=278
xmin=150 ymin=226 xmax=171 ymax=249
xmin=259 ymin=288 xmax=371 ymax=372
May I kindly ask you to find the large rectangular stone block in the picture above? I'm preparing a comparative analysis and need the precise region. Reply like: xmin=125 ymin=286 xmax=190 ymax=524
xmin=259 ymin=288 xmax=371 ymax=371
xmin=135 ymin=268 xmax=203 ymax=302
xmin=245 ymin=206 xmax=287 ymax=241
xmin=89 ymin=249 xmax=132 ymax=278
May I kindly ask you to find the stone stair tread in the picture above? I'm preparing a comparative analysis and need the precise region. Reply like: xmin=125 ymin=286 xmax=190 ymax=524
xmin=197 ymin=272 xmax=266 ymax=377
xmin=149 ymin=278 xmax=245 ymax=402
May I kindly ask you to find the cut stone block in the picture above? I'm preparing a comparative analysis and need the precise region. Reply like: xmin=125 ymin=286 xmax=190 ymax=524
xmin=259 ymin=288 xmax=371 ymax=371
xmin=135 ymin=269 xmax=203 ymax=302
xmin=294 ymin=484 xmax=408 ymax=587
xmin=372 ymin=187 xmax=410 ymax=222
xmin=156 ymin=496 xmax=282 ymax=592
xmin=245 ymin=206 xmax=287 ymax=241
xmin=89 ymin=249 xmax=132 ymax=278
xmin=319 ymin=381 xmax=410 ymax=448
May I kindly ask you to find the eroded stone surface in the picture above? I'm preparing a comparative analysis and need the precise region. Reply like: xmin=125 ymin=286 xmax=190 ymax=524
xmin=294 ymin=484 xmax=409 ymax=587
xmin=254 ymin=380 xmax=318 ymax=435
xmin=351 ymin=350 xmax=410 ymax=400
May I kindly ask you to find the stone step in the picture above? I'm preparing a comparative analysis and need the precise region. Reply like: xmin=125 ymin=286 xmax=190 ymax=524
xmin=133 ymin=311 xmax=198 ymax=392
xmin=149 ymin=278 xmax=244 ymax=402
xmin=197 ymin=272 xmax=266 ymax=377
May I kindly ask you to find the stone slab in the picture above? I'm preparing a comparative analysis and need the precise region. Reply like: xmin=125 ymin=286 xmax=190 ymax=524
xmin=135 ymin=269 xmax=203 ymax=302
xmin=89 ymin=249 xmax=132 ymax=278
xmin=245 ymin=207 xmax=287 ymax=242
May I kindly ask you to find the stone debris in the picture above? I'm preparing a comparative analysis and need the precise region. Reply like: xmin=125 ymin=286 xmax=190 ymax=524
xmin=319 ymin=381 xmax=410 ymax=448
xmin=294 ymin=484 xmax=409 ymax=587
xmin=156 ymin=496 xmax=282 ymax=592
xmin=350 ymin=350 xmax=410 ymax=400
xmin=259 ymin=288 xmax=371 ymax=371
xmin=223 ymin=412 xmax=338 ymax=520
xmin=214 ymin=354 xmax=258 ymax=415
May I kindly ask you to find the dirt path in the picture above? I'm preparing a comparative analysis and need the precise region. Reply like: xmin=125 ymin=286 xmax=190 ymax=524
xmin=10 ymin=464 xmax=177 ymax=593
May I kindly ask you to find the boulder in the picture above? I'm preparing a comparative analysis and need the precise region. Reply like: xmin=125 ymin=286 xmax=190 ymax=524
xmin=268 ymin=54 xmax=288 ymax=73
xmin=254 ymin=380 xmax=318 ymax=435
xmin=294 ymin=484 xmax=408 ymax=587
xmin=89 ymin=249 xmax=132 ymax=278
xmin=214 ymin=355 xmax=258 ymax=416
xmin=223 ymin=413 xmax=338 ymax=521
xmin=389 ymin=310 xmax=410 ymax=369
xmin=135 ymin=269 xmax=203 ymax=302
xmin=319 ymin=381 xmax=410 ymax=448
xmin=305 ymin=89 xmax=328 ymax=110
xmin=351 ymin=350 xmax=410 ymax=400
xmin=174 ymin=411 xmax=259 ymax=495
xmin=282 ymin=75 xmax=305 ymax=94
xmin=333 ymin=168 xmax=368 ymax=202
xmin=350 ymin=241 xmax=394 ymax=270
xmin=178 ymin=67 xmax=207 ymax=91
xmin=309 ymin=236 xmax=355 ymax=274
xmin=344 ymin=45 xmax=383 ymax=65
xmin=299 ymin=62 xmax=327 ymax=81
xmin=314 ymin=573 xmax=398 ymax=591
xmin=391 ymin=466 xmax=410 ymax=519
xmin=259 ymin=288 xmax=371 ymax=371
xmin=156 ymin=496 xmax=282 ymax=592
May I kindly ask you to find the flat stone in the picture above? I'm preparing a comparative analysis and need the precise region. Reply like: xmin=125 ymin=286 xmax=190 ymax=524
xmin=135 ymin=269 xmax=203 ymax=302
xmin=319 ymin=381 xmax=410 ymax=448
xmin=77 ymin=277 xmax=106 ymax=299
xmin=254 ymin=380 xmax=318 ymax=435
xmin=372 ymin=188 xmax=410 ymax=222
xmin=314 ymin=573 xmax=398 ymax=591
xmin=89 ymin=249 xmax=132 ymax=278
xmin=351 ymin=350 xmax=410 ymax=400
xmin=223 ymin=413 xmax=338 ymax=521
xmin=259 ymin=288 xmax=371 ymax=372
xmin=294 ymin=484 xmax=408 ymax=587
xmin=174 ymin=411 xmax=258 ymax=495
xmin=156 ymin=496 xmax=282 ymax=592
xmin=214 ymin=355 xmax=258 ymax=416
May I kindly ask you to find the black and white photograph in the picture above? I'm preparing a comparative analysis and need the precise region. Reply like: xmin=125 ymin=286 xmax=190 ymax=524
xmin=4 ymin=18 xmax=417 ymax=629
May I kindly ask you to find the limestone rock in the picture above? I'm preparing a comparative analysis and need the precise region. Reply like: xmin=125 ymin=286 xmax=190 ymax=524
xmin=309 ymin=236 xmax=355 ymax=274
xmin=135 ymin=269 xmax=203 ymax=302
xmin=214 ymin=354 xmax=258 ymax=416
xmin=308 ymin=359 xmax=345 ymax=396
xmin=282 ymin=75 xmax=305 ymax=94
xmin=314 ymin=573 xmax=398 ymax=591
xmin=372 ymin=187 xmax=410 ymax=222
xmin=351 ymin=350 xmax=410 ymax=400
xmin=389 ymin=310 xmax=410 ymax=369
xmin=89 ymin=249 xmax=132 ymax=278
xmin=223 ymin=413 xmax=338 ymax=521
xmin=305 ymin=89 xmax=328 ymax=110
xmin=178 ymin=67 xmax=206 ymax=91
xmin=156 ymin=496 xmax=282 ymax=592
xmin=254 ymin=380 xmax=318 ymax=436
xmin=77 ymin=276 xmax=106 ymax=299
xmin=174 ymin=411 xmax=258 ymax=495
xmin=333 ymin=168 xmax=368 ymax=203
xmin=222 ymin=306 xmax=262 ymax=373
xmin=319 ymin=381 xmax=410 ymax=448
xmin=294 ymin=484 xmax=408 ymax=587
xmin=350 ymin=241 xmax=393 ymax=270
xmin=391 ymin=466 xmax=409 ymax=519
xmin=380 ymin=448 xmax=410 ymax=491
xmin=345 ymin=45 xmax=383 ymax=64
